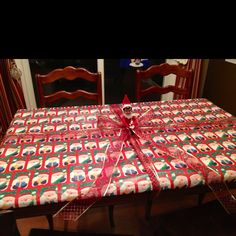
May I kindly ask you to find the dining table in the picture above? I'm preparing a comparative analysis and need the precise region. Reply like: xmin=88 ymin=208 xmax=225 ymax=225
xmin=1 ymin=98 xmax=236 ymax=223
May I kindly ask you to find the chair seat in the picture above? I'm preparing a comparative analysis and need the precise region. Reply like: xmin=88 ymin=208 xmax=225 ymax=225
xmin=29 ymin=228 xmax=133 ymax=236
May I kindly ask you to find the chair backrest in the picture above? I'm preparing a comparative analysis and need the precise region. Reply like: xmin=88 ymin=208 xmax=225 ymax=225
xmin=36 ymin=66 xmax=102 ymax=107
xmin=135 ymin=63 xmax=193 ymax=102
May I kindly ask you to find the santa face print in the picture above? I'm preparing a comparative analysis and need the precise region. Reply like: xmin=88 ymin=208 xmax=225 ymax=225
xmin=11 ymin=175 xmax=29 ymax=189
xmin=170 ymin=159 xmax=187 ymax=169
xmin=5 ymin=147 xmax=19 ymax=157
xmin=78 ymin=154 xmax=92 ymax=164
xmin=13 ymin=119 xmax=25 ymax=125
xmin=195 ymin=143 xmax=211 ymax=152
xmin=159 ymin=177 xmax=171 ymax=190
xmin=223 ymin=141 xmax=236 ymax=150
xmin=204 ymin=132 xmax=217 ymax=139
xmin=39 ymin=145 xmax=53 ymax=154
xmin=224 ymin=170 xmax=236 ymax=183
xmin=191 ymin=133 xmax=205 ymax=141
xmin=51 ymin=117 xmax=62 ymax=124
xmin=101 ymin=108 xmax=110 ymax=114
xmin=70 ymin=169 xmax=85 ymax=182
xmin=34 ymin=111 xmax=45 ymax=117
xmin=51 ymin=172 xmax=66 ymax=184
xmin=75 ymin=116 xmax=85 ymax=122
xmin=18 ymin=194 xmax=35 ymax=207
xmin=43 ymin=125 xmax=54 ymax=132
xmin=137 ymin=180 xmax=151 ymax=193
xmin=63 ymin=156 xmax=76 ymax=166
xmin=215 ymin=155 xmax=233 ymax=165
xmin=49 ymin=135 xmax=61 ymax=142
xmin=27 ymin=159 xmax=41 ymax=170
xmin=4 ymin=136 xmax=18 ymax=144
xmin=64 ymin=117 xmax=74 ymax=123
xmin=80 ymin=109 xmax=89 ymax=115
xmin=122 ymin=164 xmax=137 ymax=176
xmin=54 ymin=144 xmax=67 ymax=152
xmin=0 ymin=196 xmax=15 ymax=209
xmin=45 ymin=157 xmax=59 ymax=168
xmin=153 ymin=136 xmax=166 ymax=144
xmin=174 ymin=175 xmax=188 ymax=189
xmin=88 ymin=168 xmax=102 ymax=180
xmin=182 ymin=145 xmax=198 ymax=154
xmin=10 ymin=160 xmax=25 ymax=171
xmin=106 ymin=183 xmax=117 ymax=196
xmin=0 ymin=177 xmax=9 ymax=190
xmin=22 ymin=146 xmax=36 ymax=156
xmin=84 ymin=141 xmax=97 ymax=150
xmin=40 ymin=190 xmax=58 ymax=204
xmin=32 ymin=173 xmax=49 ymax=186
xmin=94 ymin=152 xmax=107 ymax=163
xmin=69 ymin=124 xmax=80 ymax=131
xmin=61 ymin=188 xmax=78 ymax=201
xmin=0 ymin=161 xmax=7 ymax=173
xmin=154 ymin=161 xmax=170 ymax=170
xmin=69 ymin=110 xmax=79 ymax=116
xmin=190 ymin=174 xmax=202 ymax=187
xmin=70 ymin=143 xmax=82 ymax=152
xmin=120 ymin=181 xmax=135 ymax=195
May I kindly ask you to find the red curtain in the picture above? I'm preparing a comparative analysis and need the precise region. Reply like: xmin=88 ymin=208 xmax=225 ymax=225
xmin=0 ymin=59 xmax=26 ymax=134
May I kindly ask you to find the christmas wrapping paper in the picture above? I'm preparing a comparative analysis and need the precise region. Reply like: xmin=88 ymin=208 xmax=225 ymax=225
xmin=0 ymin=98 xmax=236 ymax=212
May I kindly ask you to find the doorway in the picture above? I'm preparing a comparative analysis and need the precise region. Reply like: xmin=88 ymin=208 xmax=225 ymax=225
xmin=104 ymin=59 xmax=165 ymax=104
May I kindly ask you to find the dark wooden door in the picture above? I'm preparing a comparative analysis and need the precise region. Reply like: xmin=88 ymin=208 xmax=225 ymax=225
xmin=203 ymin=59 xmax=236 ymax=116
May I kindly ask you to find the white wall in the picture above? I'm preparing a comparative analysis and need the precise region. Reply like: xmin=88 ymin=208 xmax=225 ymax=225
xmin=97 ymin=59 xmax=105 ymax=104
xmin=15 ymin=59 xmax=37 ymax=109
xmin=161 ymin=59 xmax=178 ymax=101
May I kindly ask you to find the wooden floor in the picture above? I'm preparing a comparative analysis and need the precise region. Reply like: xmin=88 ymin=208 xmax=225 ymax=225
xmin=16 ymin=191 xmax=236 ymax=236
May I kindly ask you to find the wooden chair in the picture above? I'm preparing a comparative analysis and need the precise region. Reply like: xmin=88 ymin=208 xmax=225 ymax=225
xmin=135 ymin=63 xmax=194 ymax=221
xmin=36 ymin=66 xmax=117 ymax=229
xmin=135 ymin=63 xmax=193 ymax=102
xmin=36 ymin=66 xmax=102 ymax=107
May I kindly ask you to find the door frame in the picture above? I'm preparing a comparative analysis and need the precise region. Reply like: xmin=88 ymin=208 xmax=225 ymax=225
xmin=15 ymin=59 xmax=37 ymax=108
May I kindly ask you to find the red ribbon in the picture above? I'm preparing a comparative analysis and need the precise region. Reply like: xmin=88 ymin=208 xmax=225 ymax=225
xmin=54 ymin=105 xmax=236 ymax=220
xmin=55 ymin=104 xmax=162 ymax=220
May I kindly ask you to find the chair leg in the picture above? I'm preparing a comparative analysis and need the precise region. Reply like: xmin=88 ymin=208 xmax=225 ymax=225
xmin=0 ymin=210 xmax=21 ymax=236
xmin=198 ymin=193 xmax=205 ymax=205
xmin=46 ymin=214 xmax=54 ymax=230
xmin=64 ymin=220 xmax=69 ymax=231
xmin=108 ymin=205 xmax=115 ymax=228
xmin=145 ymin=191 xmax=158 ymax=221
xmin=145 ymin=197 xmax=153 ymax=221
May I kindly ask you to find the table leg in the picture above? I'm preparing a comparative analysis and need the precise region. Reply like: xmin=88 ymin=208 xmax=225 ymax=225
xmin=108 ymin=205 xmax=115 ymax=228
xmin=46 ymin=214 xmax=54 ymax=230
